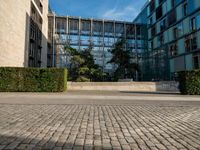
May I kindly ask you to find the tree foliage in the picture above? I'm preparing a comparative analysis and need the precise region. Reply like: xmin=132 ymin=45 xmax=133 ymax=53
xmin=64 ymin=45 xmax=105 ymax=82
xmin=108 ymin=38 xmax=139 ymax=81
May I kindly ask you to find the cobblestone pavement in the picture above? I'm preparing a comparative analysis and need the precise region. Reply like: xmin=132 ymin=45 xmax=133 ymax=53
xmin=0 ymin=103 xmax=200 ymax=150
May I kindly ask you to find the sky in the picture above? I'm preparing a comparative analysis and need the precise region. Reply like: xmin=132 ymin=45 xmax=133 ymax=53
xmin=49 ymin=0 xmax=147 ymax=22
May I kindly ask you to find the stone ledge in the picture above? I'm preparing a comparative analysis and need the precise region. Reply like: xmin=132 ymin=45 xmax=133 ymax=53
xmin=67 ymin=82 xmax=179 ymax=92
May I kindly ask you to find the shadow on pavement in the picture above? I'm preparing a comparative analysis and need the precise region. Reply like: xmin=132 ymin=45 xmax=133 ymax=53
xmin=0 ymin=135 xmax=105 ymax=150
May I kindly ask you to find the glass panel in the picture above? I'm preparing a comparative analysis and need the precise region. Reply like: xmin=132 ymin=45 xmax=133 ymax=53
xmin=196 ymin=14 xmax=200 ymax=29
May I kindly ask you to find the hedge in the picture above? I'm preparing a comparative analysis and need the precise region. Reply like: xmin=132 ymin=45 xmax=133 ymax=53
xmin=0 ymin=67 xmax=67 ymax=92
xmin=178 ymin=70 xmax=200 ymax=95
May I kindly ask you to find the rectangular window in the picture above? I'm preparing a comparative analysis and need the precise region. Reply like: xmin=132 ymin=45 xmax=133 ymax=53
xmin=173 ymin=27 xmax=178 ymax=39
xmin=193 ymin=53 xmax=200 ymax=69
xmin=190 ymin=17 xmax=196 ymax=31
xmin=69 ymin=19 xmax=79 ymax=33
xmin=160 ymin=19 xmax=166 ymax=31
xmin=29 ymin=3 xmax=42 ymax=68
xmin=185 ymin=38 xmax=190 ymax=52
xmin=191 ymin=36 xmax=197 ymax=50
xmin=168 ymin=10 xmax=176 ymax=26
xmin=158 ymin=34 xmax=164 ymax=46
xmin=151 ymin=41 xmax=154 ymax=50
xmin=196 ymin=14 xmax=200 ymax=29
xmin=156 ymin=5 xmax=163 ymax=20
xmin=177 ymin=23 xmax=183 ymax=37
xmin=150 ymin=17 xmax=153 ymax=25
xmin=173 ymin=23 xmax=183 ymax=39
xmin=169 ymin=43 xmax=178 ymax=56
xmin=183 ymin=3 xmax=188 ymax=16
xmin=185 ymin=34 xmax=197 ymax=52
xmin=151 ymin=26 xmax=156 ymax=37
xmin=150 ymin=0 xmax=155 ymax=13
xmin=56 ymin=18 xmax=66 ymax=34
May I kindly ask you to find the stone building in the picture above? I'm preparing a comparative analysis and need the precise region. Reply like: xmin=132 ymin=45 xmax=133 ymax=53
xmin=0 ymin=0 xmax=49 ymax=67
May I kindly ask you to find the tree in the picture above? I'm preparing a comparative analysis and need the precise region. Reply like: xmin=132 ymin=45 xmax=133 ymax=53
xmin=79 ymin=45 xmax=95 ymax=69
xmin=108 ymin=38 xmax=139 ymax=81
xmin=64 ymin=45 xmax=105 ymax=82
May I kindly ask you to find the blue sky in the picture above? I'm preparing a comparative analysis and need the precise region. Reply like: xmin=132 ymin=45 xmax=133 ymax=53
xmin=49 ymin=0 xmax=147 ymax=21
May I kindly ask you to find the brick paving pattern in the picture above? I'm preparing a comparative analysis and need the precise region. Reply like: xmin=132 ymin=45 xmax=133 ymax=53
xmin=0 ymin=104 xmax=200 ymax=150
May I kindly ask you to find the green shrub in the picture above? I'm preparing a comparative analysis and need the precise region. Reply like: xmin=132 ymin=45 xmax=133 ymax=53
xmin=0 ymin=67 xmax=67 ymax=92
xmin=178 ymin=70 xmax=200 ymax=95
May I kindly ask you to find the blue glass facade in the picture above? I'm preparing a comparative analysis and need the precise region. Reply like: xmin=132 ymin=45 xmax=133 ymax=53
xmin=136 ymin=0 xmax=200 ymax=80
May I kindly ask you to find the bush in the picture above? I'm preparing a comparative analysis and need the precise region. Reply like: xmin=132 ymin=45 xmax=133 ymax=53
xmin=0 ymin=67 xmax=67 ymax=92
xmin=178 ymin=70 xmax=200 ymax=95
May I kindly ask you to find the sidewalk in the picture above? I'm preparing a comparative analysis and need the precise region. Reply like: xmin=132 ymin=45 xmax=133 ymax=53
xmin=0 ymin=90 xmax=200 ymax=105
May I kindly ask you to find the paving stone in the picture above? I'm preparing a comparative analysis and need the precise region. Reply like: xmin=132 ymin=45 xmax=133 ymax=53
xmin=0 ymin=104 xmax=199 ymax=150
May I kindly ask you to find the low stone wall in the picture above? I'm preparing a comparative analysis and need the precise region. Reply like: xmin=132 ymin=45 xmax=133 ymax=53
xmin=67 ymin=82 xmax=179 ymax=92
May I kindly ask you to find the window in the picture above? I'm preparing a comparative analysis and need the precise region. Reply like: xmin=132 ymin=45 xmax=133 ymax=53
xmin=158 ymin=34 xmax=164 ymax=46
xmin=150 ymin=0 xmax=155 ymax=13
xmin=183 ymin=3 xmax=188 ymax=16
xmin=191 ymin=36 xmax=197 ymax=50
xmin=29 ymin=3 xmax=43 ymax=67
xmin=185 ymin=38 xmax=190 ymax=52
xmin=81 ymin=21 xmax=90 ymax=32
xmin=168 ymin=10 xmax=176 ymax=26
xmin=151 ymin=26 xmax=156 ymax=37
xmin=156 ymin=5 xmax=163 ymax=20
xmin=173 ymin=27 xmax=178 ymax=39
xmin=169 ymin=43 xmax=178 ymax=56
xmin=136 ymin=26 xmax=141 ymax=36
xmin=69 ymin=19 xmax=79 ymax=33
xmin=190 ymin=17 xmax=196 ymax=31
xmin=151 ymin=41 xmax=154 ymax=50
xmin=193 ymin=53 xmax=200 ymax=69
xmin=196 ymin=14 xmax=200 ymax=29
xmin=149 ymin=17 xmax=153 ymax=25
xmin=185 ymin=34 xmax=197 ymax=52
xmin=160 ymin=19 xmax=166 ymax=31
xmin=173 ymin=23 xmax=183 ymax=39
xmin=177 ymin=23 xmax=183 ymax=37
xmin=29 ymin=43 xmax=35 ymax=57
xmin=56 ymin=18 xmax=66 ymax=33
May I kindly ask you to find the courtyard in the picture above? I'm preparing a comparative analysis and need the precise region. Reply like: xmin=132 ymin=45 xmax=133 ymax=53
xmin=0 ymin=92 xmax=200 ymax=150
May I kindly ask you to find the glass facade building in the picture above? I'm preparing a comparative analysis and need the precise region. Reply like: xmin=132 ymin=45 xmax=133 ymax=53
xmin=134 ymin=2 xmax=149 ymax=81
xmin=143 ymin=0 xmax=200 ymax=80
xmin=48 ymin=15 xmax=143 ymax=77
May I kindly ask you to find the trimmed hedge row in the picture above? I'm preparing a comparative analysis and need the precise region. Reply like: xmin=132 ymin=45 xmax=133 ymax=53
xmin=178 ymin=70 xmax=200 ymax=95
xmin=0 ymin=67 xmax=67 ymax=92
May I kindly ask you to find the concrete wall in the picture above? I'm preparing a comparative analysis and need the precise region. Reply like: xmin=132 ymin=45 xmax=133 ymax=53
xmin=67 ymin=82 xmax=179 ymax=92
xmin=0 ymin=0 xmax=48 ymax=67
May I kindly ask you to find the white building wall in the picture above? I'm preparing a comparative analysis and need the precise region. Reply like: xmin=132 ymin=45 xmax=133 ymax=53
xmin=0 ymin=0 xmax=48 ymax=67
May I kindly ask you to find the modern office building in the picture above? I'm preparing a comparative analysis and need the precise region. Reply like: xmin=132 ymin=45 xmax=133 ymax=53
xmin=134 ymin=2 xmax=149 ymax=81
xmin=143 ymin=0 xmax=200 ymax=80
xmin=47 ymin=15 xmax=142 ymax=75
xmin=0 ymin=0 xmax=49 ymax=68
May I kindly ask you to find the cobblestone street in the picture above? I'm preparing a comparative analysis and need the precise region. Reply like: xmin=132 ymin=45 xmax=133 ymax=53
xmin=0 ymin=99 xmax=200 ymax=150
